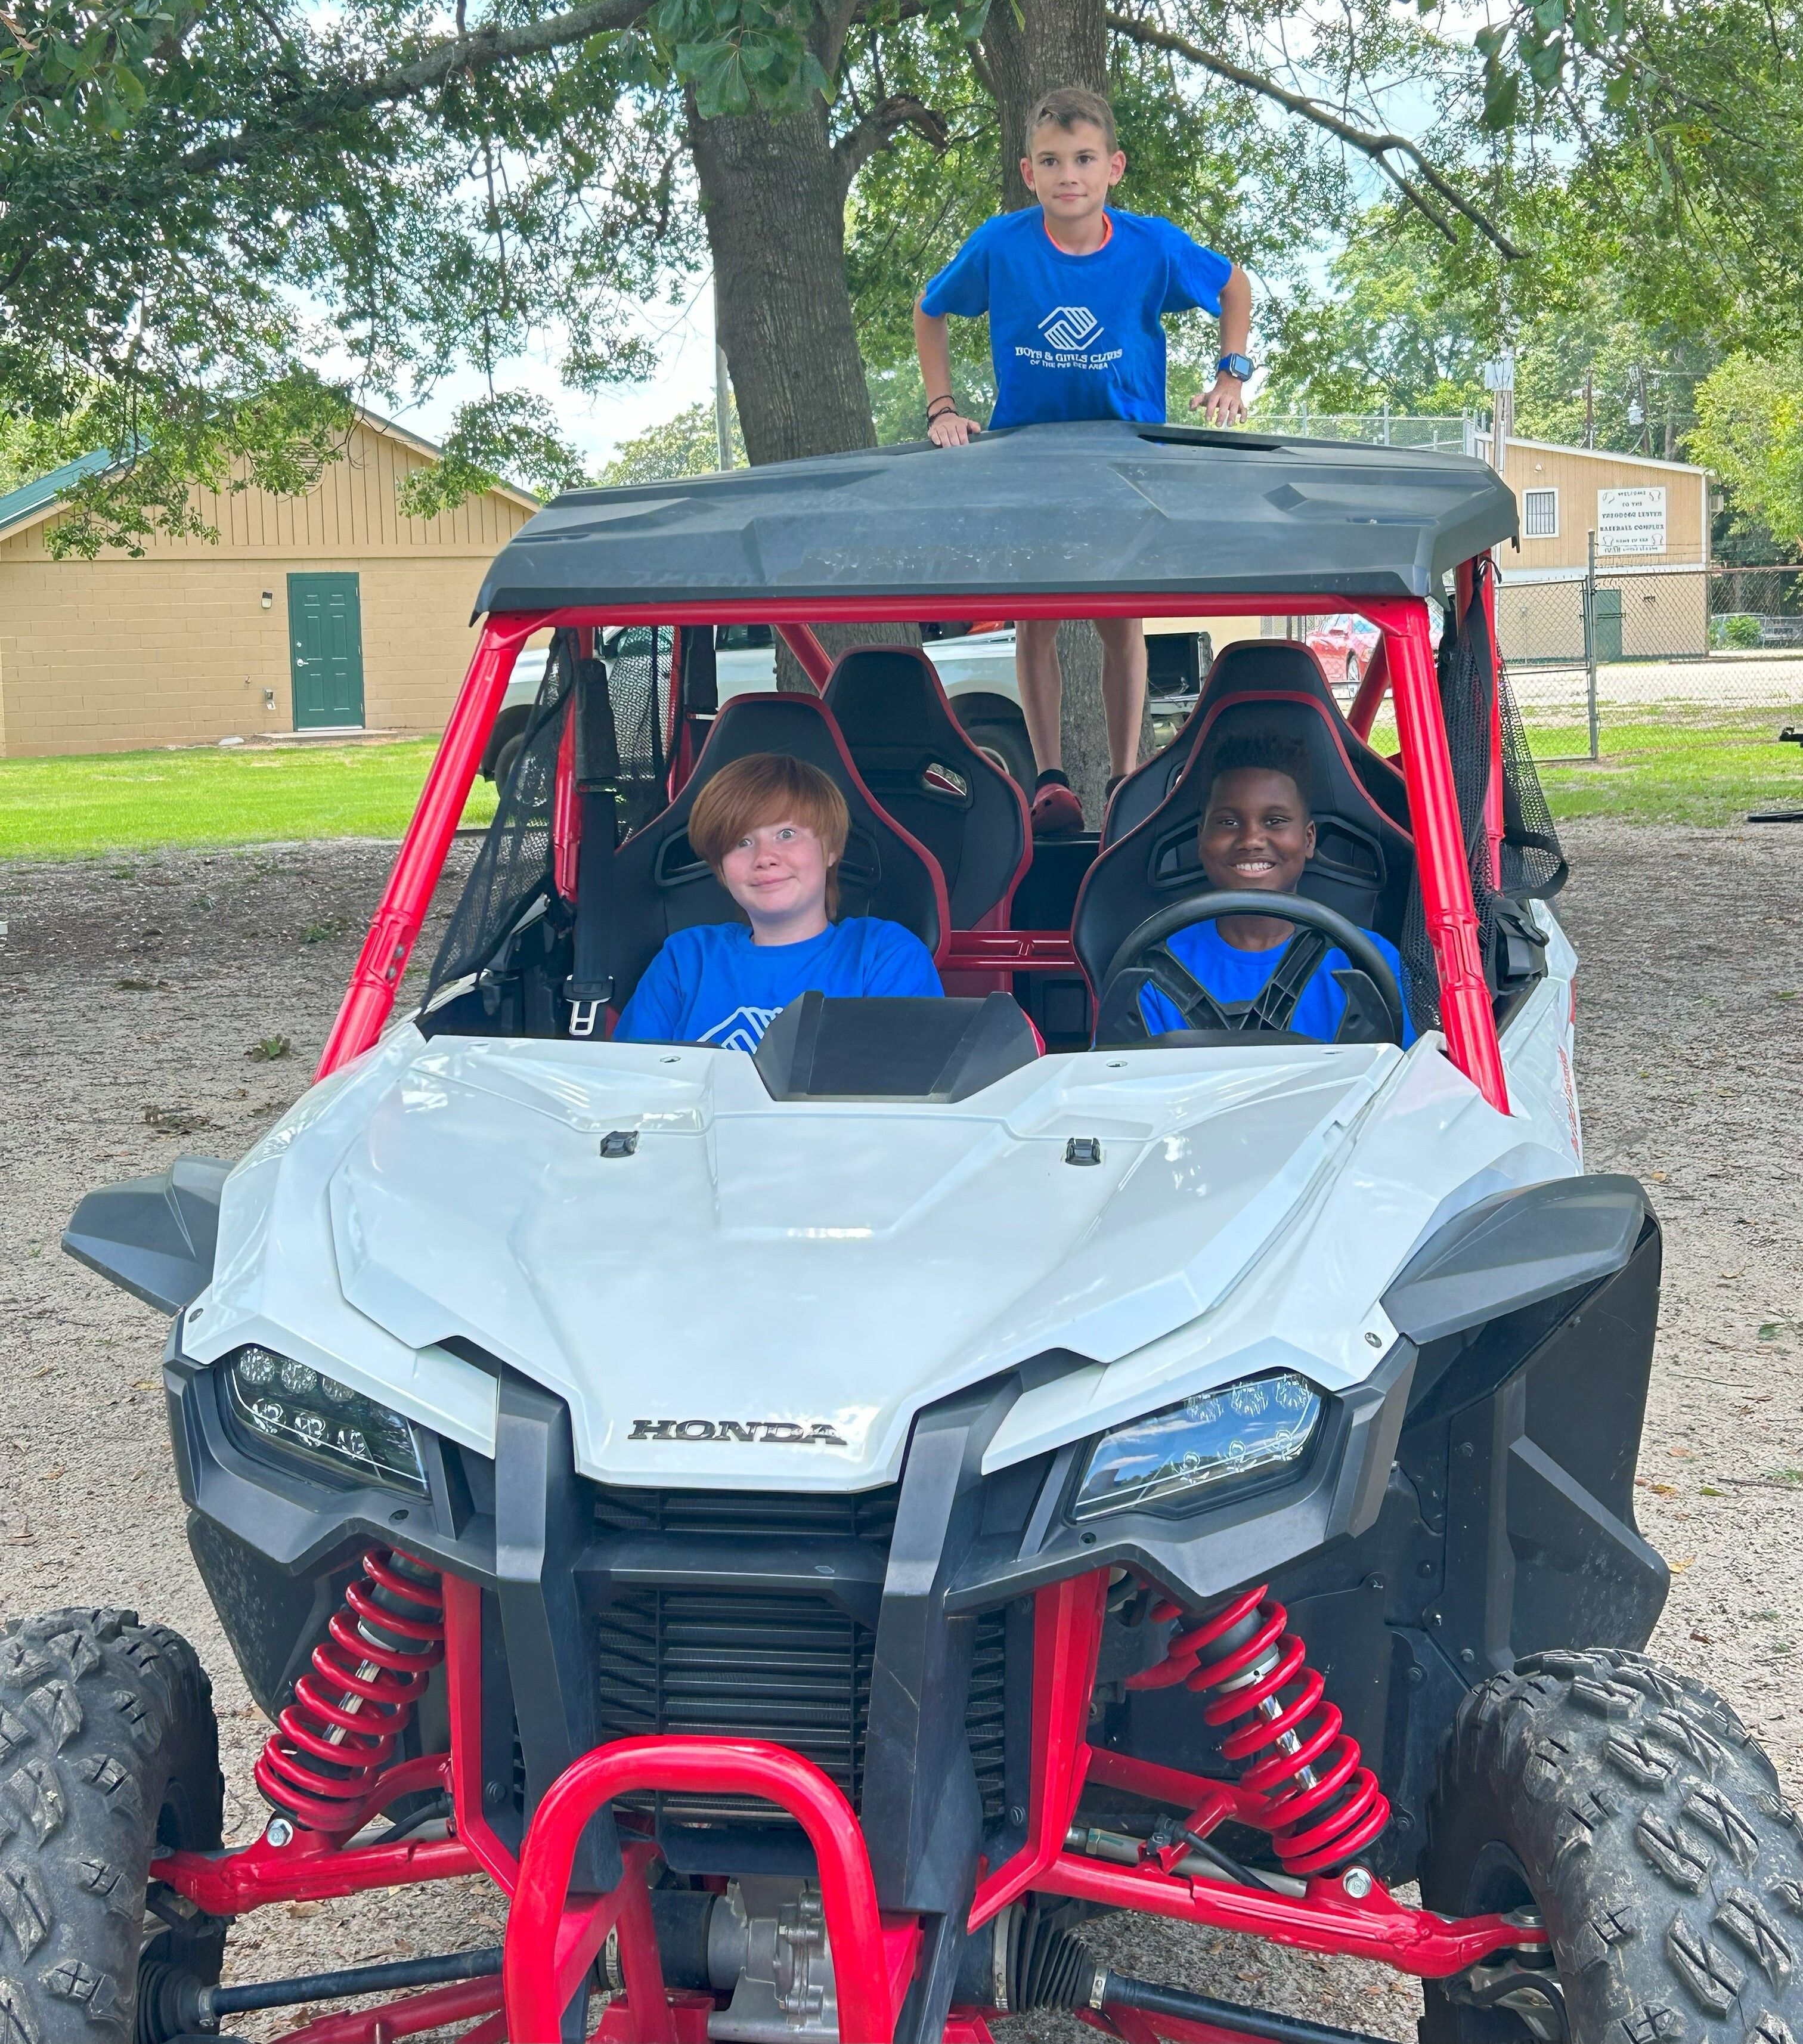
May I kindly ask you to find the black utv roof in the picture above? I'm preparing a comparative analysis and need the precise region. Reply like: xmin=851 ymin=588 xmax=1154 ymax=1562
xmin=475 ymin=419 xmax=1517 ymax=616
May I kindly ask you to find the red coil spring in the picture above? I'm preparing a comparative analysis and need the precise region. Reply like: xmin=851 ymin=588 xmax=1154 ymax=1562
xmin=255 ymin=1547 xmax=445 ymax=1834
xmin=1126 ymin=1583 xmax=1389 ymax=1877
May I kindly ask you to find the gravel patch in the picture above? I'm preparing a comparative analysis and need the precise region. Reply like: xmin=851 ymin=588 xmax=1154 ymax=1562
xmin=0 ymin=819 xmax=1797 ymax=2040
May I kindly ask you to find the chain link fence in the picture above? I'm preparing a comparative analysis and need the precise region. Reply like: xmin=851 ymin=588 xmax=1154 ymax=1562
xmin=1250 ymin=411 xmax=1475 ymax=454
xmin=1495 ymin=559 xmax=1803 ymax=778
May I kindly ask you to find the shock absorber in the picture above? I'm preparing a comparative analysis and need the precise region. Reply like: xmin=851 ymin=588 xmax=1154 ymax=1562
xmin=256 ymin=1548 xmax=446 ymax=1834
xmin=1126 ymin=1584 xmax=1388 ymax=1878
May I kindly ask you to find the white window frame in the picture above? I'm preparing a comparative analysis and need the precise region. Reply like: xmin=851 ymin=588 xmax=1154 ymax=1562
xmin=1523 ymin=487 xmax=1559 ymax=539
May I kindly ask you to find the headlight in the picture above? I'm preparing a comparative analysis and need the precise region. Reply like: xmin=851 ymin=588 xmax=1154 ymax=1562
xmin=1070 ymin=1370 xmax=1322 ymax=1522
xmin=223 ymin=1345 xmax=427 ymax=1495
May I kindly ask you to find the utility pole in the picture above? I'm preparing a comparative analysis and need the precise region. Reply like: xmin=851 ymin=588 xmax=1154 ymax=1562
xmin=1484 ymin=352 xmax=1515 ymax=482
xmin=1627 ymin=366 xmax=1649 ymax=455
xmin=712 ymin=272 xmax=733 ymax=472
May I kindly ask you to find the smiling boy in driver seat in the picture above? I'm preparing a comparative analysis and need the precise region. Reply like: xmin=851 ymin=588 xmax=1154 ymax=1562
xmin=1139 ymin=735 xmax=1414 ymax=1044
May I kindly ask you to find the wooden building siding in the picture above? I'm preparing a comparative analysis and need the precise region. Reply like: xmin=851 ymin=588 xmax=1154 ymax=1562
xmin=0 ymin=418 xmax=531 ymax=565
xmin=0 ymin=414 xmax=538 ymax=757
xmin=1475 ymin=435 xmax=1711 ymax=574
xmin=1467 ymin=436 xmax=1712 ymax=665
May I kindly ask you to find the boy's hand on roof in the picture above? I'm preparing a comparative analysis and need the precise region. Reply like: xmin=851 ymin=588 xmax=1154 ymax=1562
xmin=1191 ymin=378 xmax=1248 ymax=427
xmin=928 ymin=410 xmax=983 ymax=447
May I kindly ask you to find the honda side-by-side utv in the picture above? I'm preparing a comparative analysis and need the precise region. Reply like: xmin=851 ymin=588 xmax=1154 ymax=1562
xmin=46 ymin=422 xmax=1801 ymax=2044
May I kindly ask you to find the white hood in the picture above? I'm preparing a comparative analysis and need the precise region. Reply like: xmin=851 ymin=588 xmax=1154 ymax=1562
xmin=185 ymin=996 xmax=1578 ymax=1488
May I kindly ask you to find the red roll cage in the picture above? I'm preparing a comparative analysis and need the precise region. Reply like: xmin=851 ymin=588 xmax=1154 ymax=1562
xmin=318 ymin=571 xmax=1511 ymax=1116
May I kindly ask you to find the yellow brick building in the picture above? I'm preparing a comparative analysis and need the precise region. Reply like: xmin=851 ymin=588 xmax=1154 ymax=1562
xmin=0 ymin=410 xmax=538 ymax=758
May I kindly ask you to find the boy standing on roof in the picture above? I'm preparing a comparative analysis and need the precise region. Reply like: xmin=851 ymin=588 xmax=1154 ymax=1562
xmin=913 ymin=85 xmax=1254 ymax=836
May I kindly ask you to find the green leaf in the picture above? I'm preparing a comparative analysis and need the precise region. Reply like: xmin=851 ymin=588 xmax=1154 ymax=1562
xmin=1482 ymin=70 xmax=1520 ymax=128
xmin=1528 ymin=37 xmax=1566 ymax=86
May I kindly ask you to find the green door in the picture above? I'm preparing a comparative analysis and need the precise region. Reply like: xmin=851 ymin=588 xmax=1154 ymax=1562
xmin=287 ymin=572 xmax=365 ymax=729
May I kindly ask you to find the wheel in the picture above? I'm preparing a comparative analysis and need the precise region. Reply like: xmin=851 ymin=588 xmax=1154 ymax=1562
xmin=492 ymin=732 xmax=526 ymax=793
xmin=1421 ymin=1647 xmax=1802 ymax=2044
xmin=960 ymin=717 xmax=1036 ymax=791
xmin=0 ymin=1609 xmax=224 ymax=2042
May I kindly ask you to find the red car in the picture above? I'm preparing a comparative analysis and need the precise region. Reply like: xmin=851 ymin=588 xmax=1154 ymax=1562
xmin=1306 ymin=612 xmax=1384 ymax=692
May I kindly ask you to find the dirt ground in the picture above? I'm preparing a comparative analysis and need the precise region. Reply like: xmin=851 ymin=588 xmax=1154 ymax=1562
xmin=0 ymin=819 xmax=1798 ymax=2042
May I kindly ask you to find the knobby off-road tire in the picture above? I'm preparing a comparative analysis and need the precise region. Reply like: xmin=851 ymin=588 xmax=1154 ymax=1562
xmin=0 ymin=1610 xmax=223 ymax=2043
xmin=1421 ymin=1647 xmax=1802 ymax=2044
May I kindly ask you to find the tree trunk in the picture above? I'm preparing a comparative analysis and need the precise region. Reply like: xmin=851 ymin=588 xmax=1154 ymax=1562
xmin=689 ymin=94 xmax=875 ymax=469
xmin=690 ymin=94 xmax=919 ymax=688
xmin=980 ymin=0 xmax=1034 ymax=212
xmin=1056 ymin=621 xmax=1113 ymax=813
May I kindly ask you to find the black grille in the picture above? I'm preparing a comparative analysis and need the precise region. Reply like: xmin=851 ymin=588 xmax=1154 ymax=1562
xmin=967 ymin=1608 xmax=1008 ymax=1823
xmin=590 ymin=1484 xmax=900 ymax=1544
xmin=588 ymin=1484 xmax=1012 ymax=1830
xmin=596 ymin=1588 xmax=875 ymax=1823
xmin=591 ymin=1484 xmax=897 ymax=1827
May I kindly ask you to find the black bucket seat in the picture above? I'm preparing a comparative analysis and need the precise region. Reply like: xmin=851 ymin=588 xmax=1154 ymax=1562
xmin=1103 ymin=640 xmax=1407 ymax=849
xmin=823 ymin=645 xmax=1029 ymax=930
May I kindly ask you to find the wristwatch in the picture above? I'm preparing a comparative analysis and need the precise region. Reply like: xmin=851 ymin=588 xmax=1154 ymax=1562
xmin=1216 ymin=352 xmax=1256 ymax=382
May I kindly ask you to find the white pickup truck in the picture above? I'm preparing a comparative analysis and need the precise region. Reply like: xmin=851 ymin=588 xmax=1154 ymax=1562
xmin=479 ymin=623 xmax=1205 ymax=791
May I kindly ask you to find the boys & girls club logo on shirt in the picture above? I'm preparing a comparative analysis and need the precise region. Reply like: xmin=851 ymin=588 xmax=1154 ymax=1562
xmin=1039 ymin=305 xmax=1102 ymax=351
xmin=697 ymin=1004 xmax=782 ymax=1053
xmin=1019 ymin=305 xmax=1124 ymax=372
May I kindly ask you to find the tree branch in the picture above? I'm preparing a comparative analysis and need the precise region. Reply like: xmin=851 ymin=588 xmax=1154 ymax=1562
xmin=832 ymin=92 xmax=949 ymax=187
xmin=179 ymin=0 xmax=647 ymax=174
xmin=1104 ymin=8 xmax=1522 ymax=259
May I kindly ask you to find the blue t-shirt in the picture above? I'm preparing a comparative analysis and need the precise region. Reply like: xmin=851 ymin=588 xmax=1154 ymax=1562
xmin=919 ymin=207 xmax=1233 ymax=429
xmin=1139 ymin=920 xmax=1415 ymax=1046
xmin=614 ymin=918 xmax=943 ymax=1052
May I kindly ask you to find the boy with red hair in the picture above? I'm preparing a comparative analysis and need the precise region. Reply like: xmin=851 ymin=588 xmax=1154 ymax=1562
xmin=614 ymin=753 xmax=941 ymax=1051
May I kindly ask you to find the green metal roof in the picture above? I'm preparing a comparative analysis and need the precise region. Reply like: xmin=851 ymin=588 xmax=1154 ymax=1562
xmin=0 ymin=448 xmax=123 ymax=542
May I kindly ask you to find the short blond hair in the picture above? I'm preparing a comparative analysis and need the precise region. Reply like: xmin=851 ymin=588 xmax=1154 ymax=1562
xmin=1025 ymin=86 xmax=1118 ymax=155
xmin=689 ymin=754 xmax=851 ymax=918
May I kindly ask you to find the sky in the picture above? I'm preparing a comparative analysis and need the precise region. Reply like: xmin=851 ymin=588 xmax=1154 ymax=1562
xmin=386 ymin=275 xmax=724 ymax=470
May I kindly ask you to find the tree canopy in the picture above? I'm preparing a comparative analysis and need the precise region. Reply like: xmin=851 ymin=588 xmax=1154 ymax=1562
xmin=4 ymin=0 xmax=1801 ymax=546
xmin=1691 ymin=354 xmax=1803 ymax=552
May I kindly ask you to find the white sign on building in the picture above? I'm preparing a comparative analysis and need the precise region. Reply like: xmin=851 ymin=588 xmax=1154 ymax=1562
xmin=1597 ymin=486 xmax=1667 ymax=555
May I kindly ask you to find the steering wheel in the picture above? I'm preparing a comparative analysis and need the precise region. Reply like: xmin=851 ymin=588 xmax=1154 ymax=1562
xmin=1093 ymin=887 xmax=1408 ymax=1048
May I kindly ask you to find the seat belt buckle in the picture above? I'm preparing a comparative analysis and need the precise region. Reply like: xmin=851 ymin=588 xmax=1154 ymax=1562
xmin=563 ymin=978 xmax=615 ymax=1039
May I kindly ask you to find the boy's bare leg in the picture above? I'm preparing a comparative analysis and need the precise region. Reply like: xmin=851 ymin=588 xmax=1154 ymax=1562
xmin=1096 ymin=615 xmax=1148 ymax=783
xmin=1014 ymin=617 xmax=1064 ymax=773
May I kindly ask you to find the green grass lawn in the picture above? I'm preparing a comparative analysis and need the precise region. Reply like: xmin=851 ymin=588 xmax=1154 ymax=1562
xmin=3 ymin=711 xmax=1800 ymax=862
xmin=1530 ymin=717 xmax=1803 ymax=827
xmin=0 ymin=740 xmax=498 ymax=860
xmin=1358 ymin=704 xmax=1803 ymax=828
